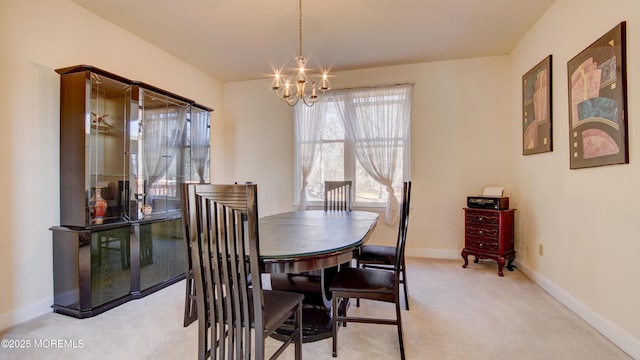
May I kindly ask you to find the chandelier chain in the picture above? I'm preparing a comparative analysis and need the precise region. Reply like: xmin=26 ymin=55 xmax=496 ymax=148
xmin=298 ymin=0 xmax=303 ymax=58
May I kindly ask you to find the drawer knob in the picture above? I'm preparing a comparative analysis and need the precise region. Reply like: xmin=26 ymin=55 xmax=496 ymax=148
xmin=479 ymin=217 xmax=483 ymax=221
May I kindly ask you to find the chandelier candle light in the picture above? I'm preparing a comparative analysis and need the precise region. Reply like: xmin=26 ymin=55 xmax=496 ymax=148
xmin=273 ymin=0 xmax=329 ymax=107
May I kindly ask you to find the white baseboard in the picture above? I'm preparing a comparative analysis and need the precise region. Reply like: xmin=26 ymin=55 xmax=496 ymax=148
xmin=0 ymin=296 xmax=53 ymax=332
xmin=513 ymin=261 xmax=639 ymax=359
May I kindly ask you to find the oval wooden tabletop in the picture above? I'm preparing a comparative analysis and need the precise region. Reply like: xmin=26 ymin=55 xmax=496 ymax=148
xmin=259 ymin=210 xmax=379 ymax=271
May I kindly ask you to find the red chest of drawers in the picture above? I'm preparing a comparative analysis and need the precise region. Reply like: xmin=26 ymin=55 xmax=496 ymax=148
xmin=461 ymin=208 xmax=516 ymax=276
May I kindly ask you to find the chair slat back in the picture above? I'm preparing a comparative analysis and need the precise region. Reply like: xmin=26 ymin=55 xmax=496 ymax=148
xmin=182 ymin=182 xmax=200 ymax=326
xmin=182 ymin=183 xmax=214 ymax=358
xmin=394 ymin=181 xmax=412 ymax=270
xmin=185 ymin=183 xmax=262 ymax=360
xmin=324 ymin=181 xmax=352 ymax=211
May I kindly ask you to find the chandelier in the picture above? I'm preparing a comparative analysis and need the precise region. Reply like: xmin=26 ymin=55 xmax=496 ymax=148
xmin=272 ymin=0 xmax=329 ymax=107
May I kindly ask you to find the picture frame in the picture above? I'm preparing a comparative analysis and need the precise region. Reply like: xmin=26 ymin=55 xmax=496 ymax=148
xmin=523 ymin=55 xmax=553 ymax=155
xmin=567 ymin=21 xmax=628 ymax=169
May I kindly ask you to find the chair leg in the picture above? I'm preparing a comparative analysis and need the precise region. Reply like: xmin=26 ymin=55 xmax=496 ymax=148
xmin=197 ymin=313 xmax=208 ymax=360
xmin=401 ymin=257 xmax=409 ymax=310
xmin=332 ymin=294 xmax=339 ymax=357
xmin=183 ymin=279 xmax=190 ymax=327
xmin=184 ymin=272 xmax=195 ymax=327
xmin=295 ymin=303 xmax=303 ymax=360
xmin=356 ymin=260 xmax=361 ymax=307
xmin=395 ymin=294 xmax=406 ymax=360
xmin=256 ymin=330 xmax=266 ymax=360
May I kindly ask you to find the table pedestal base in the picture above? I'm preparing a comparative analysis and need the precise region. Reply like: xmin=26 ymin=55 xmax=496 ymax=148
xmin=270 ymin=267 xmax=347 ymax=342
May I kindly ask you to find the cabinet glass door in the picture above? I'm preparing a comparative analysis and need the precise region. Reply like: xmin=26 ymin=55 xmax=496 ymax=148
xmin=86 ymin=74 xmax=130 ymax=226
xmin=90 ymin=227 xmax=131 ymax=307
xmin=134 ymin=88 xmax=190 ymax=219
xmin=139 ymin=219 xmax=186 ymax=291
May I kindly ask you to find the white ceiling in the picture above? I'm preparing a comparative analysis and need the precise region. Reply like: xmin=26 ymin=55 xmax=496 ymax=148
xmin=71 ymin=0 xmax=556 ymax=83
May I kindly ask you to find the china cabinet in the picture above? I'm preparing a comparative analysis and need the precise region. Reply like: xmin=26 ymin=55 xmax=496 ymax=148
xmin=50 ymin=65 xmax=212 ymax=318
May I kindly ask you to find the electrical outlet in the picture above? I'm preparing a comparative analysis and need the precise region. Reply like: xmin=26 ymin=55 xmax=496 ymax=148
xmin=539 ymin=244 xmax=545 ymax=256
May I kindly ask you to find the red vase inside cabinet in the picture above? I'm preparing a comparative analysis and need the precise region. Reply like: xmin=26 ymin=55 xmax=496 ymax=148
xmin=90 ymin=186 xmax=108 ymax=224
xmin=461 ymin=208 xmax=516 ymax=276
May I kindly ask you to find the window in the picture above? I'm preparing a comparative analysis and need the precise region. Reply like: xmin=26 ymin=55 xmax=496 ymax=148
xmin=304 ymin=105 xmax=347 ymax=202
xmin=294 ymin=84 xmax=412 ymax=219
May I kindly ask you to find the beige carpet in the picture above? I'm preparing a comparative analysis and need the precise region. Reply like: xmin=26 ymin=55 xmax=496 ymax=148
xmin=0 ymin=258 xmax=631 ymax=359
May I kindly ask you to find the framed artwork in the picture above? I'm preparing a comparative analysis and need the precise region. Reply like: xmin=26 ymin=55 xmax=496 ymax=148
xmin=567 ymin=21 xmax=628 ymax=169
xmin=523 ymin=55 xmax=553 ymax=155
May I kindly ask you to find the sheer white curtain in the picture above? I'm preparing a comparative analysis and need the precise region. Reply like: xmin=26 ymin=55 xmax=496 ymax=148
xmin=330 ymin=84 xmax=412 ymax=224
xmin=142 ymin=104 xmax=188 ymax=205
xmin=294 ymin=101 xmax=326 ymax=210
xmin=190 ymin=108 xmax=210 ymax=183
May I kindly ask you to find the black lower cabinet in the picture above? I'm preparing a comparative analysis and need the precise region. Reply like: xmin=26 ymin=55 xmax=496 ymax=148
xmin=50 ymin=218 xmax=186 ymax=318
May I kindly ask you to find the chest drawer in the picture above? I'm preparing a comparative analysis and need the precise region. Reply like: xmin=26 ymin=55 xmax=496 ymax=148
xmin=465 ymin=211 xmax=499 ymax=225
xmin=465 ymin=224 xmax=499 ymax=239
xmin=465 ymin=237 xmax=499 ymax=252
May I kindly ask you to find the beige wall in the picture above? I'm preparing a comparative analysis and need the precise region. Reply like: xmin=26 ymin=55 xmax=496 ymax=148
xmin=0 ymin=0 xmax=224 ymax=329
xmin=224 ymin=58 xmax=512 ymax=250
xmin=509 ymin=0 xmax=640 ymax=357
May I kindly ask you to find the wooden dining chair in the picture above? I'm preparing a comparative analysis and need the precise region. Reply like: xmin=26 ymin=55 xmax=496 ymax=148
xmin=183 ymin=183 xmax=304 ymax=360
xmin=270 ymin=181 xmax=354 ymax=335
xmin=181 ymin=183 xmax=205 ymax=327
xmin=182 ymin=183 xmax=219 ymax=356
xmin=280 ymin=180 xmax=351 ymax=303
xmin=324 ymin=181 xmax=352 ymax=211
xmin=330 ymin=181 xmax=411 ymax=360
xmin=356 ymin=181 xmax=412 ymax=310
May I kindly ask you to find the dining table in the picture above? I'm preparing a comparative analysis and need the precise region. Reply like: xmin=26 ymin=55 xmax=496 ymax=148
xmin=258 ymin=210 xmax=379 ymax=342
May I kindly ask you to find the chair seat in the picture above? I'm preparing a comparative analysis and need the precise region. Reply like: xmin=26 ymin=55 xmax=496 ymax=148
xmin=200 ymin=290 xmax=304 ymax=331
xmin=262 ymin=290 xmax=305 ymax=332
xmin=330 ymin=268 xmax=395 ymax=295
xmin=358 ymin=245 xmax=396 ymax=264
